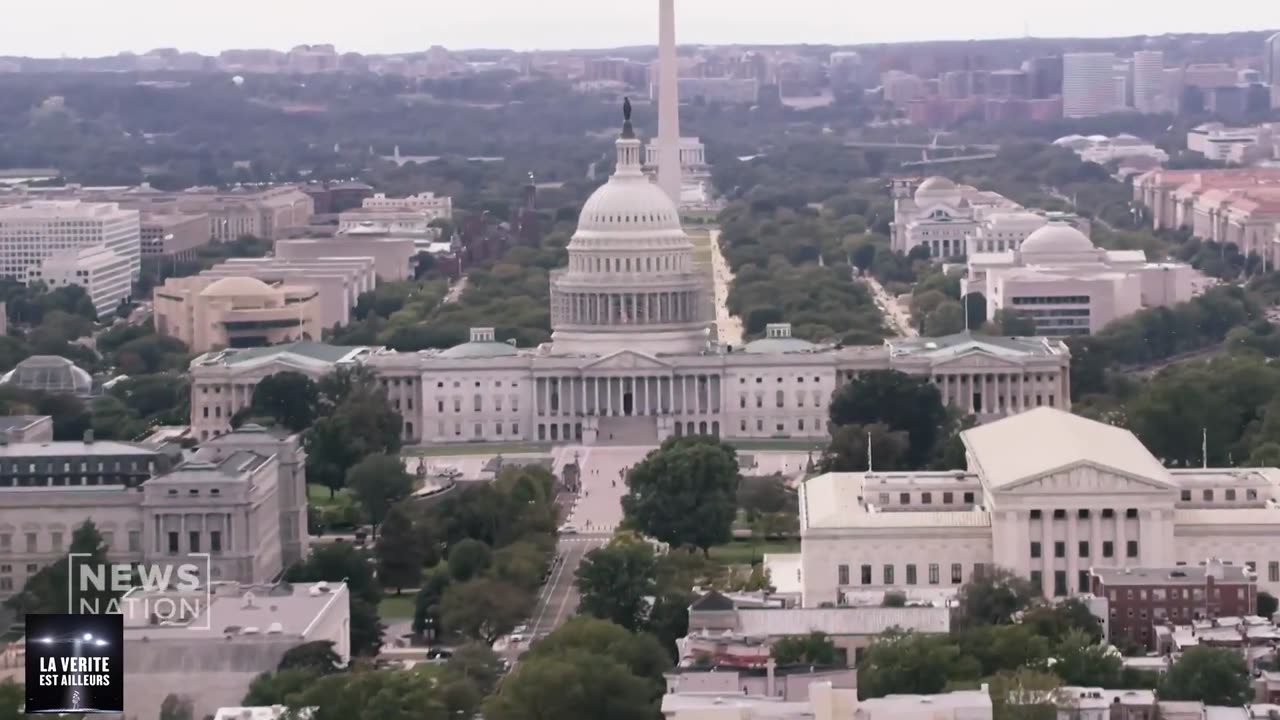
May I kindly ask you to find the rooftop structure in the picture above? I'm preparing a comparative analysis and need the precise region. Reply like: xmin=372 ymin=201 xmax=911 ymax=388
xmin=799 ymin=407 xmax=1280 ymax=609
xmin=0 ymin=415 xmax=52 ymax=443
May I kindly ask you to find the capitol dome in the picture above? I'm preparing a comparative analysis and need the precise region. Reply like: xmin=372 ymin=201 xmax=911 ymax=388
xmin=1019 ymin=222 xmax=1096 ymax=256
xmin=548 ymin=99 xmax=711 ymax=356
xmin=914 ymin=176 xmax=962 ymax=206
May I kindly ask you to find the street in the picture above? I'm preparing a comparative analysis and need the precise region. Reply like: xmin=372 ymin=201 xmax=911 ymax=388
xmin=864 ymin=274 xmax=917 ymax=337
xmin=709 ymin=228 xmax=744 ymax=348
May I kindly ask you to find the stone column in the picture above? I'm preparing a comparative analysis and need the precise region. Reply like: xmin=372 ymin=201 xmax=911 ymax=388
xmin=1041 ymin=515 xmax=1054 ymax=599
xmin=1090 ymin=511 xmax=1102 ymax=577
xmin=1018 ymin=373 xmax=1026 ymax=412
xmin=1066 ymin=510 xmax=1079 ymax=594
xmin=1115 ymin=510 xmax=1127 ymax=567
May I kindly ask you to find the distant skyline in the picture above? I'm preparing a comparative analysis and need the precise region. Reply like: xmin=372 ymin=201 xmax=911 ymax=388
xmin=3 ymin=1 xmax=1279 ymax=58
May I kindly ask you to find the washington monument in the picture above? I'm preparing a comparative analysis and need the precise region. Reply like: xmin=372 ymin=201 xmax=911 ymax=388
xmin=656 ymin=0 xmax=682 ymax=205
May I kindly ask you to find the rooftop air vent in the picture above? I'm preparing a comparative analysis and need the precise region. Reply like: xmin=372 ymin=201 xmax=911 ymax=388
xmin=266 ymin=622 xmax=284 ymax=634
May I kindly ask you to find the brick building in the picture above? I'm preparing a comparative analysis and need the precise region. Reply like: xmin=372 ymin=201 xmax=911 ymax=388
xmin=1091 ymin=560 xmax=1257 ymax=650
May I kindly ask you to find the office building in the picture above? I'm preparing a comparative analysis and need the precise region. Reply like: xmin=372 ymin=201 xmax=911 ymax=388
xmin=140 ymin=212 xmax=211 ymax=260
xmin=30 ymin=245 xmax=135 ymax=317
xmin=1063 ymin=53 xmax=1122 ymax=118
xmin=0 ymin=201 xmax=141 ymax=294
xmin=359 ymin=191 xmax=451 ymax=220
xmin=1091 ymin=561 xmax=1257 ymax=650
xmin=795 ymin=407 xmax=1280 ymax=608
xmin=274 ymin=236 xmax=418 ymax=281
xmin=154 ymin=275 xmax=322 ymax=353
xmin=1029 ymin=56 xmax=1064 ymax=99
xmin=1186 ymin=123 xmax=1278 ymax=164
xmin=1132 ymin=51 xmax=1167 ymax=114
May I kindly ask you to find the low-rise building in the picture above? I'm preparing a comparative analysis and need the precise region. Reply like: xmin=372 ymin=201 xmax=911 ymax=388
xmin=141 ymin=212 xmax=211 ymax=260
xmin=122 ymin=580 xmax=348 ymax=720
xmin=0 ymin=425 xmax=307 ymax=602
xmin=154 ymin=275 xmax=322 ymax=353
xmin=0 ymin=415 xmax=53 ymax=443
xmin=965 ymin=222 xmax=1195 ymax=336
xmin=275 ymin=236 xmax=417 ymax=281
xmin=31 ymin=244 xmax=135 ymax=317
xmin=1053 ymin=134 xmax=1169 ymax=166
xmin=665 ymin=659 xmax=856 ymax=703
xmin=661 ymin=684 xmax=991 ymax=720
xmin=1091 ymin=561 xmax=1257 ymax=650
xmin=798 ymin=407 xmax=1280 ymax=608
xmin=188 ymin=342 xmax=379 ymax=439
xmin=1187 ymin=123 xmax=1278 ymax=164
xmin=199 ymin=256 xmax=376 ymax=328
xmin=360 ymin=191 xmax=452 ymax=220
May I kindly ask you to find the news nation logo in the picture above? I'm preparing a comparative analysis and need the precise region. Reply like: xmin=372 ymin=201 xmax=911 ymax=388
xmin=68 ymin=553 xmax=212 ymax=630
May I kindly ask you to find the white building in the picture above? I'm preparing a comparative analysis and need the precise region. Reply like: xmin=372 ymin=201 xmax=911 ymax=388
xmin=964 ymin=222 xmax=1194 ymax=336
xmin=1063 ymin=53 xmax=1123 ymax=118
xmin=1187 ymin=123 xmax=1278 ymax=164
xmin=966 ymin=210 xmax=1091 ymax=256
xmin=797 ymin=407 xmax=1280 ymax=608
xmin=0 ymin=200 xmax=141 ymax=290
xmin=1132 ymin=51 xmax=1167 ymax=114
xmin=890 ymin=176 xmax=1023 ymax=257
xmin=29 ymin=245 xmax=134 ymax=317
xmin=662 ymin=684 xmax=991 ymax=720
xmin=1053 ymin=134 xmax=1169 ymax=166
xmin=1266 ymin=32 xmax=1280 ymax=92
xmin=360 ymin=191 xmax=452 ymax=220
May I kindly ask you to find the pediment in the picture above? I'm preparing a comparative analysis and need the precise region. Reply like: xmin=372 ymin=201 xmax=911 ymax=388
xmin=931 ymin=348 xmax=1026 ymax=370
xmin=996 ymin=461 xmax=1175 ymax=495
xmin=581 ymin=350 xmax=672 ymax=372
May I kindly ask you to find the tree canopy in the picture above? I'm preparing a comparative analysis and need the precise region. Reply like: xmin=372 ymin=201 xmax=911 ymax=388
xmin=622 ymin=436 xmax=740 ymax=553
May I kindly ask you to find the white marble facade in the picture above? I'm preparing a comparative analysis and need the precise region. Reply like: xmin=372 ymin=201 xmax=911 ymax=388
xmin=799 ymin=408 xmax=1280 ymax=605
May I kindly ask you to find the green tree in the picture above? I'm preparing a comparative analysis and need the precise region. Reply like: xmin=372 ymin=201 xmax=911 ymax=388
xmin=290 ymin=668 xmax=463 ymax=720
xmin=1259 ymin=590 xmax=1278 ymax=619
xmin=158 ymin=694 xmax=194 ymax=720
xmin=441 ymin=643 xmax=504 ymax=696
xmin=235 ymin=371 xmax=320 ymax=432
xmin=304 ymin=369 xmax=403 ymax=498
xmin=440 ymin=578 xmax=532 ymax=644
xmin=485 ymin=650 xmax=657 ymax=720
xmin=277 ymin=641 xmax=343 ymax=674
xmin=828 ymin=370 xmax=949 ymax=467
xmin=375 ymin=504 xmax=423 ymax=594
xmin=447 ymin=538 xmax=494 ymax=581
xmin=1022 ymin=599 xmax=1104 ymax=645
xmin=412 ymin=566 xmax=452 ymax=640
xmin=990 ymin=308 xmax=1036 ymax=336
xmin=961 ymin=292 xmax=987 ymax=331
xmin=575 ymin=541 xmax=659 ymax=632
xmin=1052 ymin=630 xmax=1122 ymax=688
xmin=954 ymin=566 xmax=1036 ymax=629
xmin=770 ymin=631 xmax=841 ymax=666
xmin=923 ymin=299 xmax=965 ymax=336
xmin=1158 ymin=646 xmax=1252 ymax=706
xmin=858 ymin=631 xmax=982 ymax=699
xmin=986 ymin=668 xmax=1069 ymax=720
xmin=819 ymin=422 xmax=910 ymax=472
xmin=346 ymin=454 xmax=415 ymax=538
xmin=285 ymin=543 xmax=384 ymax=655
xmin=242 ymin=669 xmax=320 ymax=706
xmin=622 ymin=436 xmax=740 ymax=554
xmin=957 ymin=624 xmax=1050 ymax=677
xmin=522 ymin=616 xmax=671 ymax=687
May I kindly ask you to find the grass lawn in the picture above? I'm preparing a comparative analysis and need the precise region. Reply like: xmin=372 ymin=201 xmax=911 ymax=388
xmin=404 ymin=443 xmax=551 ymax=457
xmin=379 ymin=594 xmax=417 ymax=619
xmin=307 ymin=484 xmax=353 ymax=507
xmin=708 ymin=538 xmax=801 ymax=565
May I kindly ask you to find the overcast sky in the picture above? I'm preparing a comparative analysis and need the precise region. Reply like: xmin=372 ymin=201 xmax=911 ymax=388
xmin=4 ymin=1 xmax=1278 ymax=58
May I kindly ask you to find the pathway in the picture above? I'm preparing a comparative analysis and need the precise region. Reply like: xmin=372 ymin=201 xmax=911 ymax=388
xmin=709 ymin=228 xmax=745 ymax=347
xmin=865 ymin=274 xmax=917 ymax=338
xmin=443 ymin=276 xmax=469 ymax=304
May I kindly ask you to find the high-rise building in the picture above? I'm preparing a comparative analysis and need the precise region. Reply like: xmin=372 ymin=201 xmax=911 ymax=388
xmin=1063 ymin=52 xmax=1121 ymax=118
xmin=1132 ymin=51 xmax=1166 ymax=114
xmin=1029 ymin=56 xmax=1064 ymax=99
xmin=1265 ymin=32 xmax=1280 ymax=86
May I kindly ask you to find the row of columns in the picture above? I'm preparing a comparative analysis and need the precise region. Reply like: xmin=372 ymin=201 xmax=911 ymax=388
xmin=558 ymin=290 xmax=699 ymax=326
xmin=534 ymin=375 xmax=722 ymax=417
xmin=154 ymin=512 xmax=233 ymax=555
xmin=935 ymin=372 xmax=1065 ymax=415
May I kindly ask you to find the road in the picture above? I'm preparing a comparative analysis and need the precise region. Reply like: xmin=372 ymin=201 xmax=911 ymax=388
xmin=864 ymin=274 xmax=917 ymax=338
xmin=708 ymin=228 xmax=745 ymax=348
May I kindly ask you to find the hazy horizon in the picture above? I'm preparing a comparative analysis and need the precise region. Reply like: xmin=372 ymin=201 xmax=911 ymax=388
xmin=2 ymin=0 xmax=1278 ymax=59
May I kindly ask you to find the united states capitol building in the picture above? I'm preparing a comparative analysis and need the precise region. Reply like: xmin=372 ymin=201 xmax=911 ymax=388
xmin=189 ymin=108 xmax=1072 ymax=445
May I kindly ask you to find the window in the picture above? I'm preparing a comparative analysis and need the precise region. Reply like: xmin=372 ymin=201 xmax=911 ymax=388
xmin=128 ymin=531 xmax=141 ymax=553
xmin=906 ymin=564 xmax=917 ymax=585
xmin=883 ymin=565 xmax=894 ymax=585
xmin=1203 ymin=489 xmax=1214 ymax=502
xmin=1079 ymin=541 xmax=1090 ymax=558
xmin=899 ymin=493 xmax=910 ymax=505
xmin=1270 ymin=562 xmax=1279 ymax=583
xmin=943 ymin=492 xmax=953 ymax=504
xmin=1103 ymin=541 xmax=1114 ymax=558
xmin=1077 ymin=509 xmax=1090 ymax=519
xmin=1126 ymin=508 xmax=1138 ymax=519
xmin=1078 ymin=571 xmax=1089 ymax=593
xmin=951 ymin=563 xmax=963 ymax=584
xmin=1126 ymin=540 xmax=1139 ymax=558
xmin=921 ymin=492 xmax=932 ymax=505
xmin=1054 ymin=542 xmax=1065 ymax=558
xmin=1053 ymin=571 xmax=1067 ymax=597
xmin=1030 ymin=570 xmax=1043 ymax=592
xmin=1030 ymin=509 xmax=1042 ymax=520
xmin=25 ymin=533 xmax=36 ymax=552
xmin=963 ymin=492 xmax=974 ymax=504
xmin=50 ymin=532 xmax=63 ymax=552
xmin=1102 ymin=509 xmax=1115 ymax=518
xmin=878 ymin=493 xmax=890 ymax=506
xmin=0 ymin=534 xmax=8 ymax=552
xmin=1030 ymin=542 xmax=1042 ymax=559
xmin=928 ymin=563 xmax=940 ymax=585
xmin=189 ymin=531 xmax=200 ymax=553
xmin=1053 ymin=509 xmax=1066 ymax=519
xmin=1226 ymin=489 xmax=1237 ymax=501
xmin=167 ymin=532 xmax=179 ymax=555
xmin=860 ymin=565 xmax=872 ymax=585
xmin=838 ymin=564 xmax=849 ymax=586
xmin=211 ymin=531 xmax=222 ymax=554
xmin=1181 ymin=490 xmax=1191 ymax=501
